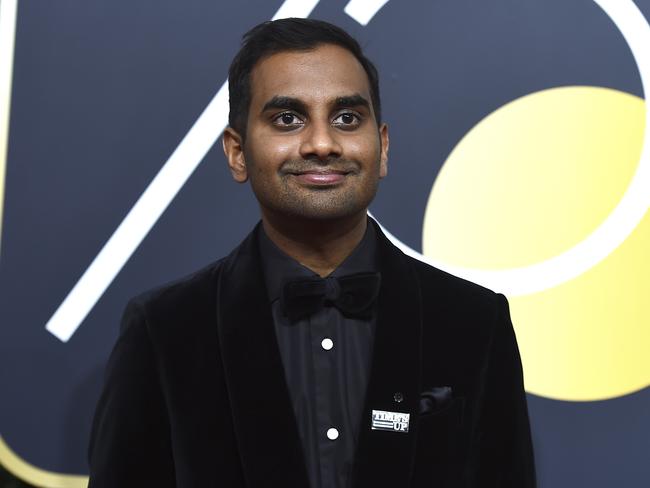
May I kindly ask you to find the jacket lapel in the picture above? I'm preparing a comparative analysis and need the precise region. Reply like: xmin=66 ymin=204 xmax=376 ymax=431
xmin=216 ymin=224 xmax=310 ymax=486
xmin=216 ymin=220 xmax=423 ymax=486
xmin=351 ymin=220 xmax=424 ymax=486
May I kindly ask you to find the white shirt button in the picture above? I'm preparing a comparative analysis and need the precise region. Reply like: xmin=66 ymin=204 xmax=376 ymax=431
xmin=327 ymin=428 xmax=339 ymax=440
xmin=321 ymin=338 xmax=334 ymax=350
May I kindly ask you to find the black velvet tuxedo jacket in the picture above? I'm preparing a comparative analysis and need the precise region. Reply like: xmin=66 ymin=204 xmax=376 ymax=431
xmin=88 ymin=220 xmax=536 ymax=487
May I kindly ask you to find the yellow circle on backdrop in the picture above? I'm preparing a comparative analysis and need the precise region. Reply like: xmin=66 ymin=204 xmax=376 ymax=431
xmin=422 ymin=86 xmax=649 ymax=401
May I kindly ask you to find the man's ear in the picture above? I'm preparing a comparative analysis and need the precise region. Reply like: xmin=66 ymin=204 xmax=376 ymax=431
xmin=379 ymin=123 xmax=389 ymax=178
xmin=222 ymin=127 xmax=248 ymax=183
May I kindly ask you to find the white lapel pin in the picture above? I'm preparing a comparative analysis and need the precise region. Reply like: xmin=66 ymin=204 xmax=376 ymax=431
xmin=371 ymin=409 xmax=410 ymax=433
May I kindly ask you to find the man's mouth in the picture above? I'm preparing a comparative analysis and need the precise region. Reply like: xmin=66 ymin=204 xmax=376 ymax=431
xmin=289 ymin=169 xmax=351 ymax=186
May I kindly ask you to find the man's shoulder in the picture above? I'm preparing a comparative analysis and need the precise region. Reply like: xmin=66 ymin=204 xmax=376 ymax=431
xmin=373 ymin=218 xmax=498 ymax=309
xmin=133 ymin=224 xmax=260 ymax=311
xmin=402 ymin=253 xmax=504 ymax=325
xmin=401 ymin=255 xmax=510 ymax=361
xmin=121 ymin=225 xmax=259 ymax=339
xmin=405 ymin=253 xmax=496 ymax=300
xmin=129 ymin=258 xmax=226 ymax=321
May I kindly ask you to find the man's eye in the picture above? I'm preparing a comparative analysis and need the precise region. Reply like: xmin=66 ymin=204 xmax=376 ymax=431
xmin=273 ymin=112 xmax=303 ymax=127
xmin=332 ymin=112 xmax=361 ymax=127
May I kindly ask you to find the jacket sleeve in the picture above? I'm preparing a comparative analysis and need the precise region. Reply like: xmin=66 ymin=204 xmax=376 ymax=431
xmin=88 ymin=299 xmax=176 ymax=488
xmin=469 ymin=293 xmax=537 ymax=487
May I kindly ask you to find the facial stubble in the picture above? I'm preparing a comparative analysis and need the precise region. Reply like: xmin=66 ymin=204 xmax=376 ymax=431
xmin=246 ymin=156 xmax=383 ymax=221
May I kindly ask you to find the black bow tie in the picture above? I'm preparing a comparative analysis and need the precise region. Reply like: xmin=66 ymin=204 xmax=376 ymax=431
xmin=281 ymin=272 xmax=381 ymax=322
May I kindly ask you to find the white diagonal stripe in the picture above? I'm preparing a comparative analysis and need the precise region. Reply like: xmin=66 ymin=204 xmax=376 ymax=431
xmin=46 ymin=0 xmax=321 ymax=342
xmin=0 ymin=0 xmax=19 ymax=257
xmin=272 ymin=0 xmax=320 ymax=20
xmin=344 ymin=0 xmax=389 ymax=26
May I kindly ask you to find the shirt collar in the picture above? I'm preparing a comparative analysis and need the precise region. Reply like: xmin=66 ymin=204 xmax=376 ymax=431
xmin=258 ymin=217 xmax=378 ymax=303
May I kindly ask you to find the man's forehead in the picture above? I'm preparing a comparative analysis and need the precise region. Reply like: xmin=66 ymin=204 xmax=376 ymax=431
xmin=249 ymin=44 xmax=372 ymax=105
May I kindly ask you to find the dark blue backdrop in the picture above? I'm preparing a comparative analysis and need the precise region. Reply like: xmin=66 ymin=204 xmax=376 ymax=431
xmin=1 ymin=0 xmax=649 ymax=486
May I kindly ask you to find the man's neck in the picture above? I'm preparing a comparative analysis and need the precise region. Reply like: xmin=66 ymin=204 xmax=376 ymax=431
xmin=261 ymin=211 xmax=368 ymax=277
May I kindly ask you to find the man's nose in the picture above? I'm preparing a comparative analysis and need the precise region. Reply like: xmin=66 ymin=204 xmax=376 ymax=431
xmin=299 ymin=120 xmax=343 ymax=161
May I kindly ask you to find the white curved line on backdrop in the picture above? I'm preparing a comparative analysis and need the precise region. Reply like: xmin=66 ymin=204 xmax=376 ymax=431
xmin=379 ymin=0 xmax=650 ymax=297
xmin=45 ymin=0 xmax=323 ymax=342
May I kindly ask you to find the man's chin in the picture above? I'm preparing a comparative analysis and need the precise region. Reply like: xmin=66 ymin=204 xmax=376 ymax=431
xmin=277 ymin=201 xmax=373 ymax=222
xmin=256 ymin=186 xmax=378 ymax=222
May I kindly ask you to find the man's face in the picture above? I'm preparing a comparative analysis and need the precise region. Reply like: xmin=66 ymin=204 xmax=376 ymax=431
xmin=224 ymin=43 xmax=389 ymax=222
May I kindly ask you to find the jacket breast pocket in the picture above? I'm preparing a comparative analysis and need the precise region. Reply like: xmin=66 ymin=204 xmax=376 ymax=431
xmin=410 ymin=396 xmax=466 ymax=487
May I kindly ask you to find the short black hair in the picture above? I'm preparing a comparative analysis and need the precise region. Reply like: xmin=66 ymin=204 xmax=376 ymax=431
xmin=227 ymin=18 xmax=382 ymax=138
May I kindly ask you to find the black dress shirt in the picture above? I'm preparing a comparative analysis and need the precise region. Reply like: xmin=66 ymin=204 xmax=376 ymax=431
xmin=258 ymin=221 xmax=378 ymax=488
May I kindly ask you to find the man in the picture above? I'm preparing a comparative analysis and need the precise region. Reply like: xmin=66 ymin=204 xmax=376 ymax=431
xmin=88 ymin=18 xmax=536 ymax=488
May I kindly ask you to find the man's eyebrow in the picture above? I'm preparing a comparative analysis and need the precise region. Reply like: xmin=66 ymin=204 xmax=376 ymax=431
xmin=334 ymin=94 xmax=370 ymax=110
xmin=261 ymin=96 xmax=307 ymax=114
xmin=261 ymin=94 xmax=371 ymax=114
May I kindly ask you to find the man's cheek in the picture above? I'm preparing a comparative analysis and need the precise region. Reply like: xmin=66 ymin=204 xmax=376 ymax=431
xmin=346 ymin=137 xmax=378 ymax=159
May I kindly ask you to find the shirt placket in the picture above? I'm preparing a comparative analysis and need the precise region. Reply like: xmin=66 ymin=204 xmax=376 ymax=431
xmin=310 ymin=305 xmax=340 ymax=488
